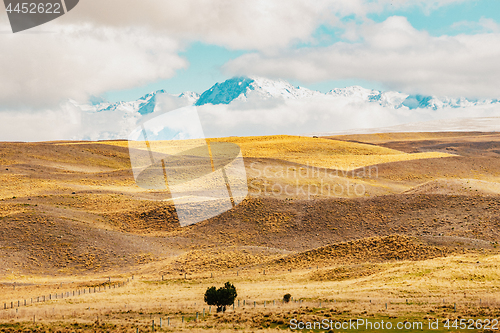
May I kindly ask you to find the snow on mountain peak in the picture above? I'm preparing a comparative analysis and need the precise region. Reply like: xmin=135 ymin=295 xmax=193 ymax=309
xmin=81 ymin=76 xmax=500 ymax=118
xmin=195 ymin=76 xmax=320 ymax=106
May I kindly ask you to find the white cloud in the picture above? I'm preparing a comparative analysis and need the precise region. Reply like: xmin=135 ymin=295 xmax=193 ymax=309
xmin=224 ymin=16 xmax=500 ymax=98
xmin=59 ymin=0 xmax=361 ymax=51
xmin=452 ymin=17 xmax=500 ymax=33
xmin=0 ymin=102 xmax=140 ymax=141
xmin=0 ymin=19 xmax=186 ymax=109
xmin=0 ymin=0 xmax=481 ymax=115
xmin=371 ymin=0 xmax=468 ymax=14
xmin=51 ymin=0 xmax=470 ymax=51
xmin=197 ymin=93 xmax=500 ymax=138
xmin=3 ymin=88 xmax=499 ymax=142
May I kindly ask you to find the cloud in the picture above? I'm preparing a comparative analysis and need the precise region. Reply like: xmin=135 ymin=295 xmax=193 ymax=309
xmin=452 ymin=17 xmax=500 ymax=33
xmin=224 ymin=16 xmax=500 ymax=98
xmin=197 ymin=93 xmax=500 ymax=138
xmin=58 ymin=0 xmax=353 ymax=51
xmin=51 ymin=0 xmax=469 ymax=51
xmin=0 ymin=19 xmax=187 ymax=109
xmin=0 ymin=0 xmax=479 ymax=111
xmin=0 ymin=102 xmax=140 ymax=142
xmin=371 ymin=0 xmax=469 ymax=14
xmin=2 ymin=88 xmax=499 ymax=142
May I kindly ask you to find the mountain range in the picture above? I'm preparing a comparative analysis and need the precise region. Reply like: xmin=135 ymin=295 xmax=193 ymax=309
xmin=76 ymin=76 xmax=500 ymax=115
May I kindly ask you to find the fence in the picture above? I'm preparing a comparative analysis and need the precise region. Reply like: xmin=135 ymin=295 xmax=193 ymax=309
xmin=2 ymin=278 xmax=129 ymax=312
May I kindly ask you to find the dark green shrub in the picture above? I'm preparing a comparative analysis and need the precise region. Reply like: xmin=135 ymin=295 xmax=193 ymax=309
xmin=204 ymin=282 xmax=237 ymax=313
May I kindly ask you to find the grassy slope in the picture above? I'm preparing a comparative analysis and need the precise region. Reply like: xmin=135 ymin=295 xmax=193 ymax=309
xmin=106 ymin=135 xmax=453 ymax=170
xmin=0 ymin=133 xmax=500 ymax=331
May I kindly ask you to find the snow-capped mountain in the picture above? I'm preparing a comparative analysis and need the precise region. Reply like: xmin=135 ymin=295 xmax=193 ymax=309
xmin=327 ymin=86 xmax=409 ymax=108
xmin=195 ymin=76 xmax=321 ymax=106
xmin=78 ymin=76 xmax=500 ymax=115
xmin=193 ymin=76 xmax=500 ymax=110
xmin=77 ymin=90 xmax=200 ymax=115
xmin=326 ymin=85 xmax=500 ymax=110
xmin=12 ymin=76 xmax=499 ymax=142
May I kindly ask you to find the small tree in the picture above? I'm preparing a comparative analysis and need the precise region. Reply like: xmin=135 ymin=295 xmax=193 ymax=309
xmin=283 ymin=293 xmax=291 ymax=303
xmin=204 ymin=282 xmax=237 ymax=313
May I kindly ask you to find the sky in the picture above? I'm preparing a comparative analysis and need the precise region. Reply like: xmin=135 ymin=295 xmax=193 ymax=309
xmin=103 ymin=0 xmax=500 ymax=102
xmin=1 ymin=0 xmax=500 ymax=140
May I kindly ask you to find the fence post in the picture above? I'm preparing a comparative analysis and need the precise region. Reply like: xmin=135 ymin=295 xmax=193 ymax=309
xmin=152 ymin=320 xmax=154 ymax=332
xmin=160 ymin=318 xmax=162 ymax=328
xmin=454 ymin=303 xmax=456 ymax=312
xmin=167 ymin=317 xmax=170 ymax=326
xmin=203 ymin=308 xmax=205 ymax=317
xmin=254 ymin=301 xmax=256 ymax=308
xmin=196 ymin=312 xmax=198 ymax=321
xmin=182 ymin=316 xmax=184 ymax=323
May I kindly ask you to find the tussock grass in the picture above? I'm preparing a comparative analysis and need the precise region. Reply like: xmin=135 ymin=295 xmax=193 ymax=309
xmin=106 ymin=135 xmax=453 ymax=171
xmin=1 ymin=253 xmax=499 ymax=332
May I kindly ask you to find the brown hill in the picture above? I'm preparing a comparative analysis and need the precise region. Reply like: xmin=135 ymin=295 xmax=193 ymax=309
xmin=1 ymin=133 xmax=499 ymax=276
xmin=404 ymin=179 xmax=500 ymax=196
xmin=273 ymin=235 xmax=452 ymax=269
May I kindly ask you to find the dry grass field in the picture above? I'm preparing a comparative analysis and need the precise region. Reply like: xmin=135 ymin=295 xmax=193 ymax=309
xmin=0 ymin=132 xmax=499 ymax=332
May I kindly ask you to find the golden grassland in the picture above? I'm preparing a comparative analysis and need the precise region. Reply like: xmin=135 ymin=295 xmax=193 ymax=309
xmin=327 ymin=132 xmax=499 ymax=144
xmin=1 ymin=133 xmax=498 ymax=332
xmin=104 ymin=135 xmax=454 ymax=171
xmin=0 ymin=253 xmax=499 ymax=332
